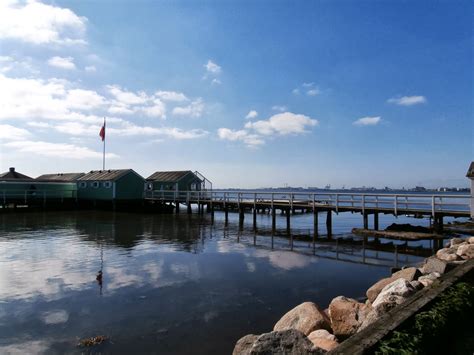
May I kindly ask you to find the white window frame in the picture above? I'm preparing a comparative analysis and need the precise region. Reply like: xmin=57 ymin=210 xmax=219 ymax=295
xmin=91 ymin=181 xmax=99 ymax=188
xmin=103 ymin=181 xmax=112 ymax=188
xmin=79 ymin=182 xmax=87 ymax=188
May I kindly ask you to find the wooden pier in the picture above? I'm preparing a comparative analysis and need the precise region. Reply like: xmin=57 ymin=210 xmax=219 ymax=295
xmin=144 ymin=190 xmax=471 ymax=236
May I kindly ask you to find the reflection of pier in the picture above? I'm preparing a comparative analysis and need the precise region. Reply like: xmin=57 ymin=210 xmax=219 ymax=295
xmin=225 ymin=229 xmax=424 ymax=269
xmin=145 ymin=190 xmax=471 ymax=236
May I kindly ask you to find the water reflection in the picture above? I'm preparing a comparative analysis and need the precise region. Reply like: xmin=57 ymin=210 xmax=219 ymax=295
xmin=0 ymin=210 xmax=427 ymax=354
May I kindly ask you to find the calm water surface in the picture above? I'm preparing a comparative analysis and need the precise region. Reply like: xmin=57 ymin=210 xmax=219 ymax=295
xmin=0 ymin=209 xmax=443 ymax=354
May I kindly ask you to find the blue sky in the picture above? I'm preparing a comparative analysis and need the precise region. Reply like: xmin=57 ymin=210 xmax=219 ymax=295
xmin=0 ymin=0 xmax=472 ymax=188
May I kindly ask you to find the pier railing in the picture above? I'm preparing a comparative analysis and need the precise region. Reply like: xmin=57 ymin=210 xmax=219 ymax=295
xmin=144 ymin=190 xmax=471 ymax=217
xmin=1 ymin=189 xmax=77 ymax=205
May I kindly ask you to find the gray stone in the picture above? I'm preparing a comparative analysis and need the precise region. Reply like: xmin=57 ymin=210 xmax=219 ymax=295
xmin=436 ymin=247 xmax=462 ymax=262
xmin=358 ymin=310 xmax=379 ymax=331
xmin=366 ymin=267 xmax=421 ymax=303
xmin=410 ymin=280 xmax=424 ymax=291
xmin=273 ymin=302 xmax=331 ymax=336
xmin=423 ymin=256 xmax=456 ymax=275
xmin=250 ymin=329 xmax=321 ymax=354
xmin=450 ymin=238 xmax=464 ymax=247
xmin=456 ymin=243 xmax=474 ymax=260
xmin=233 ymin=334 xmax=259 ymax=355
xmin=371 ymin=279 xmax=415 ymax=313
xmin=468 ymin=237 xmax=474 ymax=244
xmin=418 ymin=272 xmax=441 ymax=287
xmin=328 ymin=296 xmax=369 ymax=338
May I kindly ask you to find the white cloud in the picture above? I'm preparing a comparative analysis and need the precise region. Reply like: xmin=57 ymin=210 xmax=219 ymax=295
xmin=47 ymin=56 xmax=76 ymax=70
xmin=292 ymin=88 xmax=300 ymax=95
xmin=141 ymin=99 xmax=166 ymax=118
xmin=302 ymin=82 xmax=314 ymax=88
xmin=211 ymin=78 xmax=221 ymax=85
xmin=106 ymin=85 xmax=148 ymax=105
xmin=0 ymin=124 xmax=31 ymax=141
xmin=172 ymin=98 xmax=204 ymax=118
xmin=205 ymin=60 xmax=221 ymax=74
xmin=353 ymin=116 xmax=381 ymax=126
xmin=217 ymin=128 xmax=264 ymax=148
xmin=271 ymin=105 xmax=287 ymax=112
xmin=84 ymin=65 xmax=96 ymax=72
xmin=155 ymin=90 xmax=188 ymax=102
xmin=65 ymin=89 xmax=106 ymax=110
xmin=387 ymin=95 xmax=426 ymax=106
xmin=0 ymin=0 xmax=87 ymax=45
xmin=245 ymin=112 xmax=318 ymax=136
xmin=4 ymin=140 xmax=118 ymax=159
xmin=245 ymin=110 xmax=258 ymax=119
xmin=306 ymin=88 xmax=320 ymax=96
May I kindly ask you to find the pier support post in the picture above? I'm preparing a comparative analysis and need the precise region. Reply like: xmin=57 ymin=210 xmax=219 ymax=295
xmin=374 ymin=212 xmax=379 ymax=231
xmin=272 ymin=208 xmax=276 ymax=231
xmin=187 ymin=203 xmax=192 ymax=214
xmin=253 ymin=208 xmax=257 ymax=230
xmin=239 ymin=207 xmax=244 ymax=229
xmin=225 ymin=207 xmax=229 ymax=226
xmin=433 ymin=215 xmax=444 ymax=233
xmin=363 ymin=213 xmax=369 ymax=229
xmin=313 ymin=209 xmax=318 ymax=247
xmin=175 ymin=202 xmax=180 ymax=213
xmin=286 ymin=208 xmax=291 ymax=234
xmin=326 ymin=210 xmax=332 ymax=238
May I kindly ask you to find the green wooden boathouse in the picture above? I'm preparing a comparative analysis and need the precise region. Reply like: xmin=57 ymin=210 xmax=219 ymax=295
xmin=145 ymin=171 xmax=205 ymax=192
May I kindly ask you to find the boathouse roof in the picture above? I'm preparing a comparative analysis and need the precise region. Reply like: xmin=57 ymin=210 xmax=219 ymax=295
xmin=467 ymin=162 xmax=474 ymax=178
xmin=78 ymin=169 xmax=141 ymax=181
xmin=36 ymin=173 xmax=85 ymax=182
xmin=0 ymin=167 xmax=33 ymax=181
xmin=146 ymin=170 xmax=201 ymax=182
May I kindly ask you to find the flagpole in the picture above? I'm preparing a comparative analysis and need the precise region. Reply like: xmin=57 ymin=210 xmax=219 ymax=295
xmin=102 ymin=117 xmax=106 ymax=170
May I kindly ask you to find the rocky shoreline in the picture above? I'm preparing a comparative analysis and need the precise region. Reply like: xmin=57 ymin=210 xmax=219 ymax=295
xmin=232 ymin=236 xmax=474 ymax=354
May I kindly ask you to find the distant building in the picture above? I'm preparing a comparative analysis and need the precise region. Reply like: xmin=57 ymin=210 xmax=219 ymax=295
xmin=77 ymin=169 xmax=145 ymax=201
xmin=145 ymin=171 xmax=205 ymax=191
xmin=0 ymin=167 xmax=32 ymax=181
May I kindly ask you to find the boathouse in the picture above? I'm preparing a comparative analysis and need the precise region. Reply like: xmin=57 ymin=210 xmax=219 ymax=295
xmin=77 ymin=169 xmax=145 ymax=202
xmin=467 ymin=161 xmax=474 ymax=218
xmin=36 ymin=173 xmax=85 ymax=182
xmin=145 ymin=171 xmax=204 ymax=191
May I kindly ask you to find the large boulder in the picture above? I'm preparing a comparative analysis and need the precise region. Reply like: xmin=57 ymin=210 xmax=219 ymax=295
xmin=274 ymin=302 xmax=331 ymax=335
xmin=366 ymin=267 xmax=421 ymax=303
xmin=328 ymin=296 xmax=369 ymax=338
xmin=468 ymin=237 xmax=474 ymax=244
xmin=456 ymin=243 xmax=474 ymax=260
xmin=307 ymin=329 xmax=339 ymax=352
xmin=418 ymin=272 xmax=441 ymax=287
xmin=422 ymin=256 xmax=456 ymax=275
xmin=371 ymin=279 xmax=415 ymax=314
xmin=233 ymin=334 xmax=259 ymax=355
xmin=449 ymin=238 xmax=465 ymax=248
xmin=358 ymin=309 xmax=379 ymax=331
xmin=235 ymin=329 xmax=322 ymax=354
xmin=436 ymin=247 xmax=462 ymax=262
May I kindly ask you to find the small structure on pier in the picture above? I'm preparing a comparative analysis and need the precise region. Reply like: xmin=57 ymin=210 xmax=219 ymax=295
xmin=77 ymin=169 xmax=145 ymax=202
xmin=466 ymin=161 xmax=474 ymax=218
xmin=146 ymin=171 xmax=205 ymax=191
xmin=0 ymin=167 xmax=33 ymax=181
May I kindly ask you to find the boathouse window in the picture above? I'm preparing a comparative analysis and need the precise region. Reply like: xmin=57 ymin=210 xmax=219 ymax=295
xmin=191 ymin=183 xmax=196 ymax=191
xmin=146 ymin=183 xmax=153 ymax=190
xmin=92 ymin=181 xmax=99 ymax=188
xmin=79 ymin=182 xmax=87 ymax=188
xmin=103 ymin=181 xmax=112 ymax=188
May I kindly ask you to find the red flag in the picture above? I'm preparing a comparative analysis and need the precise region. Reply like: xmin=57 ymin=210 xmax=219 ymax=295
xmin=99 ymin=119 xmax=106 ymax=141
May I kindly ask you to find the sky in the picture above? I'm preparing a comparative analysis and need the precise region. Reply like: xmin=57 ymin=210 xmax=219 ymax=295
xmin=0 ymin=0 xmax=472 ymax=188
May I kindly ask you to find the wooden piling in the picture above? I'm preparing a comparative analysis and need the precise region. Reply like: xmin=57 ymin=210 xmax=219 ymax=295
xmin=326 ymin=210 xmax=332 ymax=238
xmin=253 ymin=208 xmax=257 ymax=230
xmin=313 ymin=209 xmax=318 ymax=244
xmin=286 ymin=208 xmax=291 ymax=234
xmin=363 ymin=212 xmax=369 ymax=229
xmin=374 ymin=212 xmax=379 ymax=231
xmin=272 ymin=208 xmax=276 ymax=231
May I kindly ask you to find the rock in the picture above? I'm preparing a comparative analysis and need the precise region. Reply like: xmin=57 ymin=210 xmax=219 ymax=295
xmin=371 ymin=279 xmax=415 ymax=313
xmin=468 ymin=237 xmax=474 ymax=244
xmin=307 ymin=330 xmax=339 ymax=352
xmin=273 ymin=302 xmax=331 ymax=335
xmin=233 ymin=334 xmax=259 ymax=355
xmin=423 ymin=256 xmax=456 ymax=275
xmin=249 ymin=329 xmax=321 ymax=354
xmin=410 ymin=280 xmax=424 ymax=291
xmin=450 ymin=238 xmax=464 ymax=247
xmin=358 ymin=310 xmax=379 ymax=331
xmin=366 ymin=267 xmax=421 ymax=303
xmin=418 ymin=272 xmax=441 ymax=287
xmin=456 ymin=243 xmax=474 ymax=260
xmin=436 ymin=247 xmax=462 ymax=262
xmin=328 ymin=296 xmax=369 ymax=338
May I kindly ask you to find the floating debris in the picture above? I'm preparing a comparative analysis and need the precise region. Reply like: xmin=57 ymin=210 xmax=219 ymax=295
xmin=78 ymin=335 xmax=108 ymax=347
